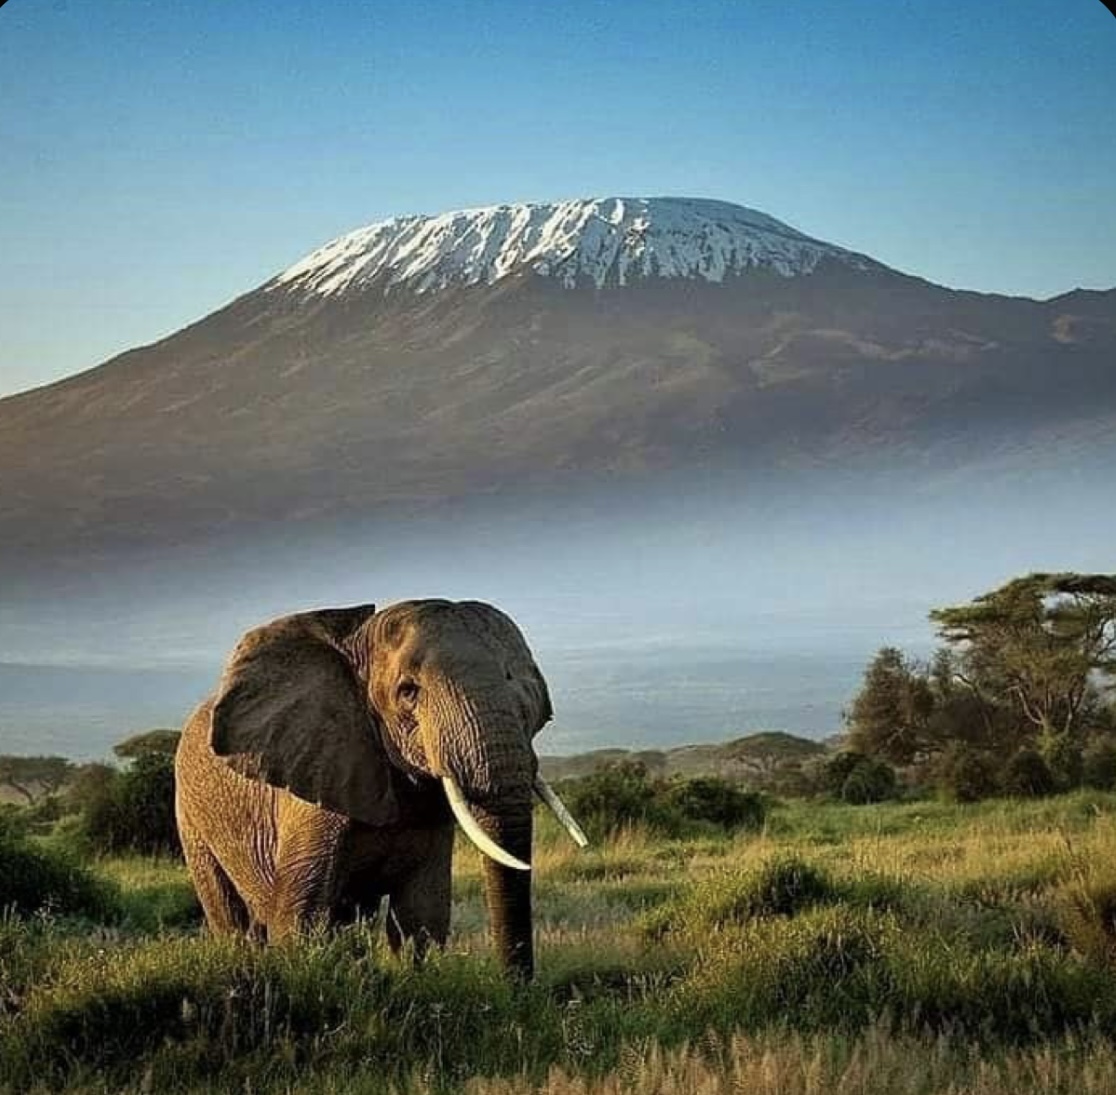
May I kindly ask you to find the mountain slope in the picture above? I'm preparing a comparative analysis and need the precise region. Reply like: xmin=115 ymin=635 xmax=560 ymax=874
xmin=1 ymin=197 xmax=1113 ymax=575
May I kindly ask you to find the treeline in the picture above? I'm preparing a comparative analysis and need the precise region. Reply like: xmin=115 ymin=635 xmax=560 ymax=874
xmin=0 ymin=729 xmax=180 ymax=856
xmin=841 ymin=572 xmax=1116 ymax=801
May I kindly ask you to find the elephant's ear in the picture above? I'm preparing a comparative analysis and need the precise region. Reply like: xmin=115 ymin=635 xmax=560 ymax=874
xmin=530 ymin=671 xmax=554 ymax=734
xmin=210 ymin=604 xmax=398 ymax=827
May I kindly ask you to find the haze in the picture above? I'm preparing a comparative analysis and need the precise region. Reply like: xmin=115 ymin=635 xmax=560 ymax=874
xmin=4 ymin=465 xmax=1112 ymax=760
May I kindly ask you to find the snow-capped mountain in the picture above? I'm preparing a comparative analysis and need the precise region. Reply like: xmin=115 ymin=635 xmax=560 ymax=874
xmin=271 ymin=197 xmax=879 ymax=297
xmin=0 ymin=195 xmax=1113 ymax=577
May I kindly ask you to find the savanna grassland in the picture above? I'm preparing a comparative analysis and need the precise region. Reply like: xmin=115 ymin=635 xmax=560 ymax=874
xmin=7 ymin=796 xmax=1116 ymax=1093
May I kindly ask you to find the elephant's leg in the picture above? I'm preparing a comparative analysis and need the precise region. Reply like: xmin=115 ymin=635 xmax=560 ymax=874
xmin=336 ymin=865 xmax=385 ymax=926
xmin=385 ymin=826 xmax=454 ymax=960
xmin=181 ymin=837 xmax=251 ymax=936
xmin=267 ymin=819 xmax=347 ymax=941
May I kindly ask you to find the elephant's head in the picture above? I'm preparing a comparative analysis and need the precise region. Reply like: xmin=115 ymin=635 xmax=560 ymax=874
xmin=209 ymin=599 xmax=585 ymax=978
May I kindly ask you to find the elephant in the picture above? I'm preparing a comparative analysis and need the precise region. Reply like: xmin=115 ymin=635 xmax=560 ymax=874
xmin=174 ymin=599 xmax=586 ymax=979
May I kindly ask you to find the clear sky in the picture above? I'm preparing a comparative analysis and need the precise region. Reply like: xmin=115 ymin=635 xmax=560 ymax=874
xmin=1 ymin=0 xmax=1113 ymax=397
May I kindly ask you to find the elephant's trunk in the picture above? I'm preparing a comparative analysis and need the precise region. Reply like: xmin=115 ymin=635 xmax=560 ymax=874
xmin=428 ymin=685 xmax=535 ymax=978
xmin=471 ymin=803 xmax=534 ymax=980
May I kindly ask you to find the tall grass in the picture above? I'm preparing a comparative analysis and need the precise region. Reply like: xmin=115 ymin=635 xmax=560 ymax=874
xmin=5 ymin=792 xmax=1116 ymax=1092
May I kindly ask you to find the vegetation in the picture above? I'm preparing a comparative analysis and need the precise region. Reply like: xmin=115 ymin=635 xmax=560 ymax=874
xmin=0 ymin=731 xmax=181 ymax=858
xmin=554 ymin=762 xmax=766 ymax=841
xmin=112 ymin=729 xmax=181 ymax=760
xmin=845 ymin=573 xmax=1116 ymax=801
xmin=0 ymin=826 xmax=116 ymax=921
xmin=3 ymin=570 xmax=1115 ymax=1090
xmin=540 ymin=730 xmax=826 ymax=793
xmin=77 ymin=749 xmax=180 ymax=857
xmin=0 ymin=755 xmax=73 ymax=806
xmin=5 ymin=792 xmax=1116 ymax=1091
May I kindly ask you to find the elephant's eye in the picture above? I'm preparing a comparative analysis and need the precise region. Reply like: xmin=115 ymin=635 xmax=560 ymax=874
xmin=397 ymin=680 xmax=420 ymax=706
xmin=505 ymin=669 xmax=514 ymax=681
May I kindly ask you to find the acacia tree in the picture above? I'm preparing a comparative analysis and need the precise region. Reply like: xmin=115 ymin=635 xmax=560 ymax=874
xmin=0 ymin=755 xmax=73 ymax=805
xmin=930 ymin=573 xmax=1116 ymax=755
xmin=113 ymin=729 xmax=181 ymax=760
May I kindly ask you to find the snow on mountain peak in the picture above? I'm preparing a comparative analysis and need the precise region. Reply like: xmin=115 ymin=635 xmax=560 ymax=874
xmin=271 ymin=197 xmax=875 ymax=298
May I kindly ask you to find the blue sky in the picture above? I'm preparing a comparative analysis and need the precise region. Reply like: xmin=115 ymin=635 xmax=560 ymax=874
xmin=1 ymin=0 xmax=1113 ymax=397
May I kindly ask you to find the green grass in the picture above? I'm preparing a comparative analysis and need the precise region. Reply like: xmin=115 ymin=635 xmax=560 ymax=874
xmin=95 ymin=856 xmax=201 ymax=931
xmin=6 ymin=792 xmax=1116 ymax=1092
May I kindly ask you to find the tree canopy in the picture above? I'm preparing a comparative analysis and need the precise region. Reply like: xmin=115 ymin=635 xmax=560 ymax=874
xmin=931 ymin=572 xmax=1116 ymax=748
xmin=113 ymin=729 xmax=182 ymax=760
xmin=0 ymin=755 xmax=73 ymax=805
xmin=844 ymin=573 xmax=1116 ymax=800
xmin=846 ymin=647 xmax=934 ymax=764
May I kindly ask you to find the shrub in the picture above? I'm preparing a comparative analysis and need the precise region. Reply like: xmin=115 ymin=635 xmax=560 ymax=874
xmin=819 ymin=751 xmax=871 ymax=796
xmin=63 ymin=762 xmax=118 ymax=815
xmin=557 ymin=766 xmax=768 ymax=841
xmin=0 ymin=830 xmax=116 ymax=920
xmin=0 ymin=803 xmax=31 ymax=843
xmin=1002 ymin=749 xmax=1056 ymax=798
xmin=1082 ymin=739 xmax=1116 ymax=791
xmin=555 ymin=761 xmax=673 ymax=841
xmin=840 ymin=758 xmax=898 ymax=804
xmin=81 ymin=752 xmax=181 ymax=858
xmin=659 ymin=777 xmax=767 ymax=832
xmin=936 ymin=743 xmax=1000 ymax=803
xmin=1040 ymin=735 xmax=1084 ymax=792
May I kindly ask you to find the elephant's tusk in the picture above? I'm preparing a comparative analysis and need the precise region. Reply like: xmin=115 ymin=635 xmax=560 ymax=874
xmin=442 ymin=777 xmax=531 ymax=871
xmin=534 ymin=775 xmax=590 ymax=848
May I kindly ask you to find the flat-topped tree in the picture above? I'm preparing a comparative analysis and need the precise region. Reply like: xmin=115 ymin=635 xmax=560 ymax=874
xmin=0 ymin=755 xmax=73 ymax=806
xmin=930 ymin=573 xmax=1116 ymax=751
xmin=112 ymin=729 xmax=181 ymax=761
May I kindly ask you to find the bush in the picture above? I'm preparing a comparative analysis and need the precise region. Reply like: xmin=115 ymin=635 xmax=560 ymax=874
xmin=1082 ymin=739 xmax=1116 ymax=791
xmin=819 ymin=752 xmax=871 ymax=796
xmin=840 ymin=758 xmax=898 ymax=804
xmin=659 ymin=777 xmax=767 ymax=832
xmin=63 ymin=762 xmax=118 ymax=815
xmin=557 ymin=765 xmax=767 ymax=841
xmin=555 ymin=762 xmax=673 ymax=841
xmin=0 ymin=803 xmax=32 ymax=843
xmin=812 ymin=752 xmax=899 ymax=804
xmin=0 ymin=830 xmax=116 ymax=920
xmin=81 ymin=752 xmax=181 ymax=858
xmin=936 ymin=743 xmax=1000 ymax=803
xmin=1040 ymin=735 xmax=1083 ymax=792
xmin=1002 ymin=749 xmax=1056 ymax=798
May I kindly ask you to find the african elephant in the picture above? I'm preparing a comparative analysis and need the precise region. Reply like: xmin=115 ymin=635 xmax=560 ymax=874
xmin=174 ymin=599 xmax=586 ymax=979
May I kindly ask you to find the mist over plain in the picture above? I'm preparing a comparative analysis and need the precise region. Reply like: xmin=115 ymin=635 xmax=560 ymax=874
xmin=3 ymin=460 xmax=1111 ymax=760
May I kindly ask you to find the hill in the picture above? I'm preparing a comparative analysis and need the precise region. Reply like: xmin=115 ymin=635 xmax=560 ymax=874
xmin=539 ymin=730 xmax=829 ymax=789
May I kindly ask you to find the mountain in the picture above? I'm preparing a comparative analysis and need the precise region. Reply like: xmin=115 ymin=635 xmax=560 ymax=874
xmin=2 ymin=196 xmax=1114 ymax=577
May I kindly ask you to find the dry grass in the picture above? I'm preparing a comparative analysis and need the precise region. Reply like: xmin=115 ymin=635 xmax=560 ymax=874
xmin=443 ymin=1029 xmax=1116 ymax=1095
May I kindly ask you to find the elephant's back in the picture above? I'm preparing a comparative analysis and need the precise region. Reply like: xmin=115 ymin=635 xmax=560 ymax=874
xmin=176 ymin=699 xmax=234 ymax=797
